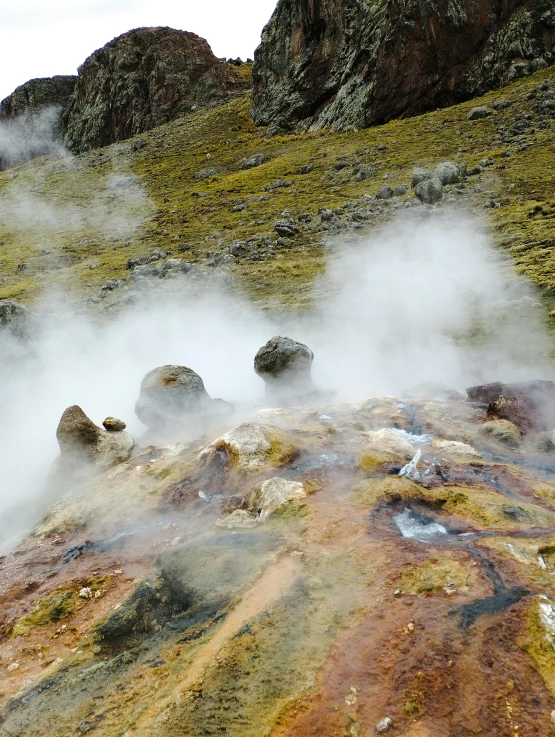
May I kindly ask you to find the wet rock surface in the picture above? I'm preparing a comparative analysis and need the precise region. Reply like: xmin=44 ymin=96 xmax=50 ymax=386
xmin=3 ymin=394 xmax=555 ymax=735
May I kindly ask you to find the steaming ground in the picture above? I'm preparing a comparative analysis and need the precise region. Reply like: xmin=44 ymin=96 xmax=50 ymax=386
xmin=0 ymin=212 xmax=553 ymax=543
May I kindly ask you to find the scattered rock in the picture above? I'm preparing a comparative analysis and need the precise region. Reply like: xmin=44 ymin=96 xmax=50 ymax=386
xmin=411 ymin=168 xmax=431 ymax=188
xmin=254 ymin=336 xmax=315 ymax=400
xmin=376 ymin=717 xmax=393 ymax=733
xmin=299 ymin=164 xmax=313 ymax=174
xmin=200 ymin=422 xmax=298 ymax=472
xmin=103 ymin=417 xmax=127 ymax=432
xmin=240 ymin=152 xmax=267 ymax=169
xmin=468 ymin=106 xmax=494 ymax=120
xmin=493 ymin=98 xmax=513 ymax=110
xmin=216 ymin=509 xmax=258 ymax=529
xmin=274 ymin=219 xmax=299 ymax=237
xmin=249 ymin=476 xmax=306 ymax=520
xmin=79 ymin=587 xmax=93 ymax=599
xmin=480 ymin=419 xmax=521 ymax=448
xmin=0 ymin=298 xmax=33 ymax=338
xmin=393 ymin=184 xmax=408 ymax=196
xmin=375 ymin=184 xmax=393 ymax=200
xmin=414 ymin=177 xmax=443 ymax=204
xmin=196 ymin=166 xmax=223 ymax=179
xmin=363 ymin=429 xmax=415 ymax=460
xmin=56 ymin=405 xmax=134 ymax=473
xmin=135 ymin=365 xmax=231 ymax=432
xmin=434 ymin=161 xmax=460 ymax=185
xmin=431 ymin=439 xmax=481 ymax=458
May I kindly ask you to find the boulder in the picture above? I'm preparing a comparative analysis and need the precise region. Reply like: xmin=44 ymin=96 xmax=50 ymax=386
xmin=56 ymin=405 xmax=134 ymax=473
xmin=249 ymin=476 xmax=306 ymax=520
xmin=375 ymin=184 xmax=393 ymax=200
xmin=467 ymin=105 xmax=495 ymax=120
xmin=363 ymin=429 xmax=415 ymax=460
xmin=411 ymin=168 xmax=431 ymax=188
xmin=240 ymin=152 xmax=267 ymax=169
xmin=200 ymin=422 xmax=298 ymax=472
xmin=250 ymin=0 xmax=555 ymax=131
xmin=63 ymin=27 xmax=245 ymax=152
xmin=431 ymin=439 xmax=482 ymax=458
xmin=103 ymin=417 xmax=127 ymax=431
xmin=414 ymin=177 xmax=443 ymax=204
xmin=254 ymin=336 xmax=315 ymax=401
xmin=480 ymin=419 xmax=521 ymax=448
xmin=467 ymin=380 xmax=555 ymax=433
xmin=0 ymin=299 xmax=33 ymax=338
xmin=216 ymin=510 xmax=258 ymax=529
xmin=434 ymin=161 xmax=460 ymax=185
xmin=135 ymin=365 xmax=231 ymax=432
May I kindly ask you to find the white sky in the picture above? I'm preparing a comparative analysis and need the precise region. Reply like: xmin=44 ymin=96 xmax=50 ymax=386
xmin=0 ymin=0 xmax=278 ymax=101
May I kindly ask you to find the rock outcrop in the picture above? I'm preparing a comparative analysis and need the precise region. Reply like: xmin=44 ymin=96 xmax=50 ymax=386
xmin=250 ymin=0 xmax=555 ymax=131
xmin=467 ymin=380 xmax=555 ymax=433
xmin=63 ymin=27 xmax=245 ymax=152
xmin=56 ymin=405 xmax=134 ymax=473
xmin=0 ymin=76 xmax=76 ymax=169
xmin=254 ymin=336 xmax=315 ymax=401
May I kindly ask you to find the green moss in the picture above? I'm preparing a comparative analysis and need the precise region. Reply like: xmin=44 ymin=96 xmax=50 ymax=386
xmin=356 ymin=449 xmax=398 ymax=474
xmin=10 ymin=589 xmax=75 ymax=637
xmin=1 ymin=67 xmax=554 ymax=311
xmin=521 ymin=600 xmax=555 ymax=697
xmin=399 ymin=555 xmax=469 ymax=595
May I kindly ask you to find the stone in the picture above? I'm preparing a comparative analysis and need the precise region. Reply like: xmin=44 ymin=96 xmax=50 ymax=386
xmin=103 ymin=417 xmax=127 ymax=432
xmin=480 ymin=419 xmax=521 ymax=448
xmin=79 ymin=587 xmax=93 ymax=599
xmin=200 ymin=422 xmax=298 ymax=472
xmin=250 ymin=1 xmax=555 ymax=132
xmin=56 ymin=405 xmax=134 ymax=473
xmin=376 ymin=717 xmax=393 ymax=733
xmin=467 ymin=380 xmax=555 ymax=433
xmin=411 ymin=168 xmax=431 ymax=188
xmin=431 ymin=439 xmax=482 ymax=458
xmin=363 ymin=429 xmax=415 ymax=460
xmin=64 ymin=27 xmax=246 ymax=152
xmin=299 ymin=164 xmax=313 ymax=174
xmin=414 ymin=177 xmax=443 ymax=204
xmin=375 ymin=184 xmax=393 ymax=200
xmin=216 ymin=509 xmax=258 ymax=529
xmin=493 ymin=98 xmax=513 ymax=110
xmin=0 ymin=299 xmax=33 ymax=338
xmin=393 ymin=184 xmax=409 ymax=196
xmin=249 ymin=477 xmax=306 ymax=520
xmin=240 ymin=152 xmax=267 ymax=169
xmin=135 ymin=365 xmax=230 ymax=431
xmin=274 ymin=219 xmax=299 ymax=237
xmin=434 ymin=161 xmax=460 ymax=185
xmin=467 ymin=105 xmax=495 ymax=120
xmin=254 ymin=336 xmax=314 ymax=400
xmin=404 ymin=382 xmax=464 ymax=401
xmin=228 ymin=240 xmax=250 ymax=257
xmin=196 ymin=166 xmax=223 ymax=179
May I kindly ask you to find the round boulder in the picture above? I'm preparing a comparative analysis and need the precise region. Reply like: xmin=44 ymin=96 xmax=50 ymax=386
xmin=434 ymin=162 xmax=460 ymax=185
xmin=56 ymin=405 xmax=134 ymax=473
xmin=411 ymin=168 xmax=431 ymax=188
xmin=135 ymin=365 xmax=211 ymax=429
xmin=254 ymin=336 xmax=314 ymax=400
xmin=414 ymin=177 xmax=443 ymax=204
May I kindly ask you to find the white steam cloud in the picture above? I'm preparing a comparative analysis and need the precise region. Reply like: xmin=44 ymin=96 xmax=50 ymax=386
xmin=0 ymin=208 xmax=552 ymax=548
xmin=0 ymin=106 xmax=67 ymax=170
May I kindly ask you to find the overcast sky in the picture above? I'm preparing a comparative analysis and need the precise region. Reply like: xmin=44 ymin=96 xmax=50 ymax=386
xmin=0 ymin=0 xmax=278 ymax=101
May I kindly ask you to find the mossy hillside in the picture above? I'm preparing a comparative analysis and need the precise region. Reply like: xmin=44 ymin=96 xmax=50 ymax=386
xmin=0 ymin=66 xmax=553 ymax=310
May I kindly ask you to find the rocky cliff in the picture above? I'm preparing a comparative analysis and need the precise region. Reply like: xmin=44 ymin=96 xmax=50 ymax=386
xmin=63 ymin=27 xmax=247 ymax=153
xmin=250 ymin=0 xmax=555 ymax=131
xmin=0 ymin=76 xmax=77 ymax=169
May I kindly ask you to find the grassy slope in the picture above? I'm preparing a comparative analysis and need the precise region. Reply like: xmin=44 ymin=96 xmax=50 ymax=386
xmin=0 ymin=66 xmax=554 ymax=310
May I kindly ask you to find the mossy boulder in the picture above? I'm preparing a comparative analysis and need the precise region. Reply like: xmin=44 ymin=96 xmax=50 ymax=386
xmin=200 ymin=422 xmax=299 ymax=472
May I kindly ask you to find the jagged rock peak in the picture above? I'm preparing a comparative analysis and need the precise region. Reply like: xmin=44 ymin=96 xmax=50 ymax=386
xmin=63 ymin=26 xmax=247 ymax=153
xmin=250 ymin=0 xmax=555 ymax=132
xmin=0 ymin=76 xmax=77 ymax=120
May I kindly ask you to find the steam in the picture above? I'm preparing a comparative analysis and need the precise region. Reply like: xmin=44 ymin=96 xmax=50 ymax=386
xmin=0 ymin=208 xmax=553 ymax=546
xmin=0 ymin=106 xmax=67 ymax=170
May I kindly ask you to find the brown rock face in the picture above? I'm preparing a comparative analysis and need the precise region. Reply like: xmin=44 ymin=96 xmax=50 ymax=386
xmin=251 ymin=0 xmax=555 ymax=131
xmin=63 ymin=27 xmax=245 ymax=152
xmin=467 ymin=380 xmax=555 ymax=433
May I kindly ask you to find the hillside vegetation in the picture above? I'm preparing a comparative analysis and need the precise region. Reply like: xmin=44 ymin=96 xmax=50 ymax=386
xmin=0 ymin=66 xmax=554 ymax=312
